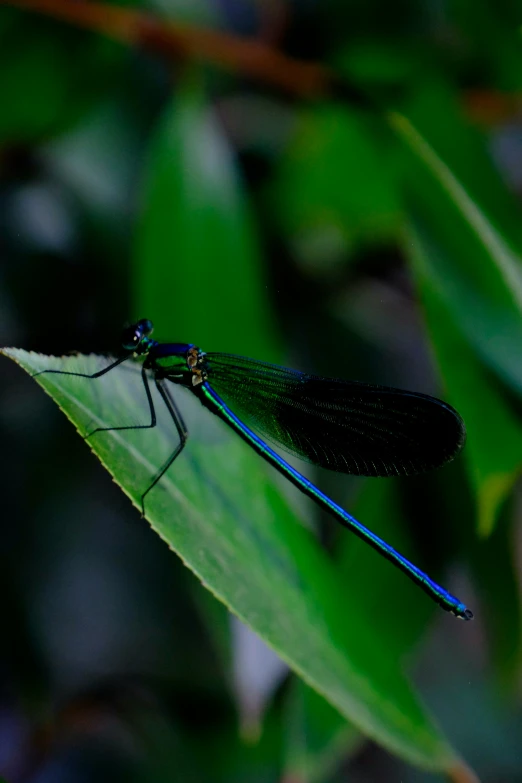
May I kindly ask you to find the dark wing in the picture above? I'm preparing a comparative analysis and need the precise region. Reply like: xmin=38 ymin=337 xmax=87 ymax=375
xmin=205 ymin=353 xmax=465 ymax=477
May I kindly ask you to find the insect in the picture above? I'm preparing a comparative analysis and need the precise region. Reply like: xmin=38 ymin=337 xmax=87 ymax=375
xmin=35 ymin=319 xmax=472 ymax=620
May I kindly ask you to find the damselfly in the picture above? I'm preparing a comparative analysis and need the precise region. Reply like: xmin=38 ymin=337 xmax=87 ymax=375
xmin=35 ymin=319 xmax=472 ymax=620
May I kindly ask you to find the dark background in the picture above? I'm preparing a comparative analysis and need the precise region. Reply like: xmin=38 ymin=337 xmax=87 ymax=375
xmin=1 ymin=1 xmax=522 ymax=781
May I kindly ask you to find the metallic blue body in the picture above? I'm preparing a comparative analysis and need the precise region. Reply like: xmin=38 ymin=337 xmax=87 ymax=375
xmin=198 ymin=382 xmax=472 ymax=620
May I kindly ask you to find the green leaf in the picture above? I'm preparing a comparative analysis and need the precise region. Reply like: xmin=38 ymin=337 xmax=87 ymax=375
xmin=0 ymin=20 xmax=124 ymax=143
xmin=336 ymin=478 xmax=434 ymax=655
xmin=134 ymin=84 xmax=278 ymax=360
xmin=283 ymin=679 xmax=361 ymax=783
xmin=0 ymin=35 xmax=69 ymax=142
xmin=271 ymin=103 xmax=401 ymax=271
xmin=3 ymin=348 xmax=464 ymax=772
xmin=390 ymin=105 xmax=522 ymax=397
xmin=406 ymin=217 xmax=522 ymax=538
xmin=449 ymin=1 xmax=522 ymax=90
xmin=470 ymin=497 xmax=522 ymax=689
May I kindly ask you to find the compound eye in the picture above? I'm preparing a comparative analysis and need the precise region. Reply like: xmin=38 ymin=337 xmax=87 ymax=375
xmin=138 ymin=318 xmax=154 ymax=336
xmin=121 ymin=325 xmax=141 ymax=351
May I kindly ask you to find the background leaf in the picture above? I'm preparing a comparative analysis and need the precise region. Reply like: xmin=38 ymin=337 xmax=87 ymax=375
xmin=134 ymin=85 xmax=279 ymax=359
xmin=392 ymin=107 xmax=522 ymax=397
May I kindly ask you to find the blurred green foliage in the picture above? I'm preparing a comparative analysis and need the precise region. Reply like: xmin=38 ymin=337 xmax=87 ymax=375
xmin=1 ymin=1 xmax=522 ymax=782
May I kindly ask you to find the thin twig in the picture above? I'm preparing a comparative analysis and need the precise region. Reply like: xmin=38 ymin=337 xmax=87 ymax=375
xmin=2 ymin=0 xmax=331 ymax=97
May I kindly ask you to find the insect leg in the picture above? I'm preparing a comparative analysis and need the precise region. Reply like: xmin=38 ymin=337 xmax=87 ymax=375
xmin=86 ymin=363 xmax=157 ymax=439
xmin=32 ymin=355 xmax=129 ymax=379
xmin=139 ymin=378 xmax=188 ymax=517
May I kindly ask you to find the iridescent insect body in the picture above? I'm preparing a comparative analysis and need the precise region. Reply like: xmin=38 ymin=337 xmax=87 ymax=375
xmin=36 ymin=319 xmax=472 ymax=620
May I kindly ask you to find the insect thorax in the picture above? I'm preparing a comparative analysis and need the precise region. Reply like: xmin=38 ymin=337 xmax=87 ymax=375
xmin=187 ymin=346 xmax=208 ymax=386
xmin=151 ymin=344 xmax=208 ymax=386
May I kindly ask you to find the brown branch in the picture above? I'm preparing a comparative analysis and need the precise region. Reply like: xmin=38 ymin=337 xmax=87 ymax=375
xmin=4 ymin=0 xmax=517 ymax=125
xmin=448 ymin=760 xmax=482 ymax=783
xmin=2 ymin=0 xmax=331 ymax=97
xmin=463 ymin=89 xmax=522 ymax=127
